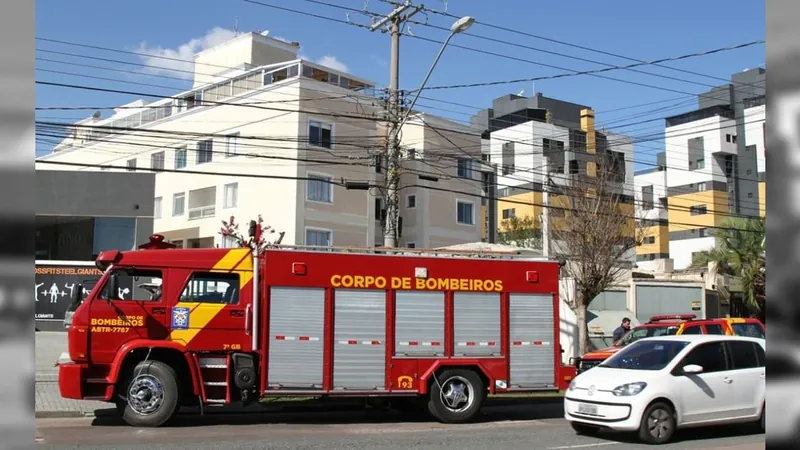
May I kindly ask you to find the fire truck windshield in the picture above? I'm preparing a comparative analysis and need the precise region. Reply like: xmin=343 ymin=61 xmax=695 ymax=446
xmin=617 ymin=325 xmax=679 ymax=347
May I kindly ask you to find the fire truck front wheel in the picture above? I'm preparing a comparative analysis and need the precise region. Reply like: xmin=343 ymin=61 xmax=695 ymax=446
xmin=426 ymin=369 xmax=485 ymax=424
xmin=120 ymin=360 xmax=180 ymax=428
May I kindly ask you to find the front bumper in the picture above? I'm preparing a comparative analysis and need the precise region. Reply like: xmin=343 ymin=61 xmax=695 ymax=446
xmin=564 ymin=395 xmax=643 ymax=431
xmin=57 ymin=362 xmax=87 ymax=400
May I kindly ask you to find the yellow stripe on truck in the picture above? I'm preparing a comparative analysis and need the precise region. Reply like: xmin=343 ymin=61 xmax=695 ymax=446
xmin=168 ymin=248 xmax=253 ymax=346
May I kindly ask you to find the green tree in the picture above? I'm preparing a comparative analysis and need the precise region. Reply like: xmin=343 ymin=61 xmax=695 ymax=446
xmin=497 ymin=215 xmax=542 ymax=249
xmin=692 ymin=217 xmax=765 ymax=317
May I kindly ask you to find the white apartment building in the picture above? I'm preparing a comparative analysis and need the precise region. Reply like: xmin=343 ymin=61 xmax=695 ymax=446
xmin=633 ymin=157 xmax=669 ymax=271
xmin=35 ymin=31 xmax=482 ymax=249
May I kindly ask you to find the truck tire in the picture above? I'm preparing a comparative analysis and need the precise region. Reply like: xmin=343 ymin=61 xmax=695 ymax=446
xmin=119 ymin=360 xmax=180 ymax=428
xmin=426 ymin=369 xmax=485 ymax=424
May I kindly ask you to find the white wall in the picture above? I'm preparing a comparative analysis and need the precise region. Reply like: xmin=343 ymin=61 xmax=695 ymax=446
xmin=669 ymin=236 xmax=716 ymax=270
xmin=744 ymin=105 xmax=766 ymax=173
xmin=634 ymin=170 xmax=668 ymax=222
xmin=665 ymin=115 xmax=737 ymax=188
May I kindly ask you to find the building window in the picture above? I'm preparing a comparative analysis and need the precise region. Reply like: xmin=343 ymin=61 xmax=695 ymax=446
xmin=173 ymin=192 xmax=185 ymax=217
xmin=221 ymin=235 xmax=239 ymax=248
xmin=305 ymin=228 xmax=332 ymax=247
xmin=697 ymin=182 xmax=707 ymax=192
xmin=225 ymin=133 xmax=240 ymax=157
xmin=732 ymin=135 xmax=738 ymax=143
xmin=502 ymin=208 xmax=515 ymax=219
xmin=569 ymin=160 xmax=580 ymax=174
xmin=374 ymin=154 xmax=383 ymax=173
xmin=747 ymin=192 xmax=753 ymax=198
xmin=726 ymin=133 xmax=732 ymax=143
xmin=126 ymin=158 xmax=136 ymax=172
xmin=696 ymin=158 xmax=705 ymax=169
xmin=151 ymin=151 xmax=165 ymax=171
xmin=406 ymin=148 xmax=417 ymax=160
xmin=406 ymin=195 xmax=416 ymax=209
xmin=690 ymin=205 xmax=708 ymax=216
xmin=154 ymin=197 xmax=162 ymax=219
xmin=188 ymin=186 xmax=216 ymax=220
xmin=223 ymin=183 xmax=238 ymax=209
xmin=457 ymin=158 xmax=473 ymax=178
xmin=406 ymin=242 xmax=416 ymax=249
xmin=174 ymin=147 xmax=187 ymax=169
xmin=457 ymin=200 xmax=474 ymax=225
xmin=309 ymin=120 xmax=333 ymax=148
xmin=641 ymin=185 xmax=654 ymax=210
xmin=645 ymin=236 xmax=656 ymax=244
xmin=197 ymin=139 xmax=213 ymax=164
xmin=307 ymin=174 xmax=333 ymax=203
xmin=699 ymin=228 xmax=707 ymax=238
xmin=374 ymin=197 xmax=383 ymax=220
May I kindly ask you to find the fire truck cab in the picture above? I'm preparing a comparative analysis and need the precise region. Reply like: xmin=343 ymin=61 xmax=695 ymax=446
xmin=57 ymin=235 xmax=576 ymax=427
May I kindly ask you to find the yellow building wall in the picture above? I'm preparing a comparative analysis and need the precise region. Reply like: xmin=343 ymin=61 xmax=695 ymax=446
xmin=497 ymin=191 xmax=543 ymax=231
xmin=637 ymin=225 xmax=670 ymax=255
xmin=759 ymin=181 xmax=766 ymax=218
xmin=667 ymin=190 xmax=729 ymax=232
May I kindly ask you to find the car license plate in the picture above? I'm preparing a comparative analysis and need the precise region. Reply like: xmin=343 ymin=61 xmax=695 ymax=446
xmin=577 ymin=403 xmax=598 ymax=415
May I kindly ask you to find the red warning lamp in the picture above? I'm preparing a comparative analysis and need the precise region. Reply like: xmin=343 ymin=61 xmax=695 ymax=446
xmin=138 ymin=234 xmax=178 ymax=250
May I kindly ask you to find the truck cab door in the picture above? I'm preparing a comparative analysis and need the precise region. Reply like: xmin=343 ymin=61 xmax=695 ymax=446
xmin=169 ymin=265 xmax=253 ymax=352
xmin=88 ymin=267 xmax=169 ymax=364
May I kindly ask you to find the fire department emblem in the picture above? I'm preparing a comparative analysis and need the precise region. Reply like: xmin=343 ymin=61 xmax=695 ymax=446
xmin=171 ymin=307 xmax=190 ymax=330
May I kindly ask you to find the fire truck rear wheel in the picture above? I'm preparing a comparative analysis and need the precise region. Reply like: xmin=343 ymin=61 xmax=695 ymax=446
xmin=120 ymin=360 xmax=180 ymax=428
xmin=426 ymin=369 xmax=485 ymax=424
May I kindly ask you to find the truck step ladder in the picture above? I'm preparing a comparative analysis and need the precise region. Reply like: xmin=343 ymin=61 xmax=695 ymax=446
xmin=196 ymin=354 xmax=231 ymax=404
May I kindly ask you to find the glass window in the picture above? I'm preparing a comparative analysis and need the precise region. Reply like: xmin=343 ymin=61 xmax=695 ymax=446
xmin=457 ymin=158 xmax=472 ymax=178
xmin=172 ymin=193 xmax=185 ymax=216
xmin=407 ymin=195 xmax=416 ymax=209
xmin=305 ymin=229 xmax=331 ymax=247
xmin=197 ymin=139 xmax=213 ymax=164
xmin=681 ymin=325 xmax=703 ymax=334
xmin=174 ymin=147 xmax=187 ymax=169
xmin=98 ymin=268 xmax=164 ymax=302
xmin=705 ymin=324 xmax=725 ymax=335
xmin=153 ymin=198 xmax=162 ymax=219
xmin=728 ymin=341 xmax=759 ymax=369
xmin=680 ymin=342 xmax=728 ymax=373
xmin=150 ymin=151 xmax=165 ymax=171
xmin=225 ymin=133 xmax=239 ymax=157
xmin=180 ymin=272 xmax=240 ymax=305
xmin=223 ymin=183 xmax=238 ymax=209
xmin=309 ymin=121 xmax=332 ymax=148
xmin=732 ymin=323 xmax=765 ymax=338
xmin=617 ymin=325 xmax=679 ymax=347
xmin=457 ymin=201 xmax=474 ymax=225
xmin=307 ymin=175 xmax=332 ymax=203
xmin=601 ymin=340 xmax=689 ymax=371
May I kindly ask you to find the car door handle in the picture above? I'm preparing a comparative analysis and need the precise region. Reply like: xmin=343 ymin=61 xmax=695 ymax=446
xmin=230 ymin=310 xmax=244 ymax=318
xmin=723 ymin=377 xmax=733 ymax=384
xmin=152 ymin=307 xmax=166 ymax=315
xmin=760 ymin=373 xmax=766 ymax=379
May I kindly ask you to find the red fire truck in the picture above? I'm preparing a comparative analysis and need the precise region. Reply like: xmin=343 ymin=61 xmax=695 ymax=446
xmin=57 ymin=234 xmax=576 ymax=427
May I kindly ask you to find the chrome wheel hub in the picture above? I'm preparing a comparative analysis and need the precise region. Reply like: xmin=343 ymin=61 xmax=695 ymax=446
xmin=127 ymin=375 xmax=164 ymax=415
xmin=440 ymin=376 xmax=474 ymax=413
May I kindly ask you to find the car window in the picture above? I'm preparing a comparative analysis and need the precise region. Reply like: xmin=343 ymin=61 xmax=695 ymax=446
xmin=754 ymin=343 xmax=765 ymax=367
xmin=679 ymin=342 xmax=728 ymax=373
xmin=681 ymin=325 xmax=703 ymax=335
xmin=732 ymin=323 xmax=765 ymax=338
xmin=728 ymin=341 xmax=759 ymax=369
xmin=601 ymin=340 xmax=689 ymax=371
xmin=705 ymin=324 xmax=725 ymax=335
xmin=618 ymin=326 xmax=679 ymax=346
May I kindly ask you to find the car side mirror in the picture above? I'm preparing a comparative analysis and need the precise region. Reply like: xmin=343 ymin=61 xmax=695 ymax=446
xmin=682 ymin=364 xmax=703 ymax=375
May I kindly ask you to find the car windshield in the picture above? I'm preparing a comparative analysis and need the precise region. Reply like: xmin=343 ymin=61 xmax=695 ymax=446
xmin=732 ymin=323 xmax=765 ymax=338
xmin=616 ymin=325 xmax=679 ymax=347
xmin=600 ymin=340 xmax=689 ymax=371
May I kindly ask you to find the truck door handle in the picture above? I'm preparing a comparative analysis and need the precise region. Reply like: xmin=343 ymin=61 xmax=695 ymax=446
xmin=230 ymin=310 xmax=244 ymax=318
xmin=152 ymin=308 xmax=166 ymax=315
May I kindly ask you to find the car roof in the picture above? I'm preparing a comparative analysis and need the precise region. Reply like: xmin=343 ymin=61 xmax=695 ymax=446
xmin=638 ymin=334 xmax=764 ymax=345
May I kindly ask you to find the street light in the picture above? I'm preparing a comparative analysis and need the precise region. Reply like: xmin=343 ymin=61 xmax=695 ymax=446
xmin=397 ymin=16 xmax=475 ymax=132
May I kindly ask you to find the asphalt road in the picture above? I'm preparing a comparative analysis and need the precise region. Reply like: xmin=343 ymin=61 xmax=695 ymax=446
xmin=35 ymin=402 xmax=766 ymax=449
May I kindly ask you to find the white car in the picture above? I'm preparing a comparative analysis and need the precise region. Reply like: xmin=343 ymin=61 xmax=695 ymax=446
xmin=564 ymin=334 xmax=765 ymax=445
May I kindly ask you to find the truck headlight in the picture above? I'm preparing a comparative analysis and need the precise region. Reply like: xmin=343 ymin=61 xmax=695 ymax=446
xmin=612 ymin=382 xmax=647 ymax=396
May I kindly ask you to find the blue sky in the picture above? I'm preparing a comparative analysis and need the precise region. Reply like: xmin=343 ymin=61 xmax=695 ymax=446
xmin=35 ymin=0 xmax=765 ymax=166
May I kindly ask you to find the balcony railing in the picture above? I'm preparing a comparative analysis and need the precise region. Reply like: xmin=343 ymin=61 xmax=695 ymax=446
xmin=188 ymin=205 xmax=216 ymax=220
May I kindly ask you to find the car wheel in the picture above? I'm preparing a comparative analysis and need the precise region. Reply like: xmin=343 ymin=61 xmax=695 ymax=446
xmin=638 ymin=401 xmax=676 ymax=445
xmin=571 ymin=422 xmax=601 ymax=435
xmin=120 ymin=361 xmax=179 ymax=428
xmin=426 ymin=369 xmax=485 ymax=424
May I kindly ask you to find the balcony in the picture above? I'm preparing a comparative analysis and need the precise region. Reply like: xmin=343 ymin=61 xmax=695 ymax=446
xmin=187 ymin=186 xmax=216 ymax=221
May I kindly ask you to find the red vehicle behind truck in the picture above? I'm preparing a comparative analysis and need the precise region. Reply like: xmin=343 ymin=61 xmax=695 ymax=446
xmin=57 ymin=235 xmax=576 ymax=427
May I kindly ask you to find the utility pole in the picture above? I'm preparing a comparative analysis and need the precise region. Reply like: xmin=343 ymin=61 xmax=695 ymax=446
xmin=370 ymin=1 xmax=422 ymax=248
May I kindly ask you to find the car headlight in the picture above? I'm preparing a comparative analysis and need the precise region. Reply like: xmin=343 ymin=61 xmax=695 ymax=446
xmin=612 ymin=382 xmax=647 ymax=396
xmin=568 ymin=379 xmax=577 ymax=391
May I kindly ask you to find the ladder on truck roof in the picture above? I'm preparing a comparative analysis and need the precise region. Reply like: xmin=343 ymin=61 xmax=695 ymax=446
xmin=265 ymin=244 xmax=557 ymax=262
